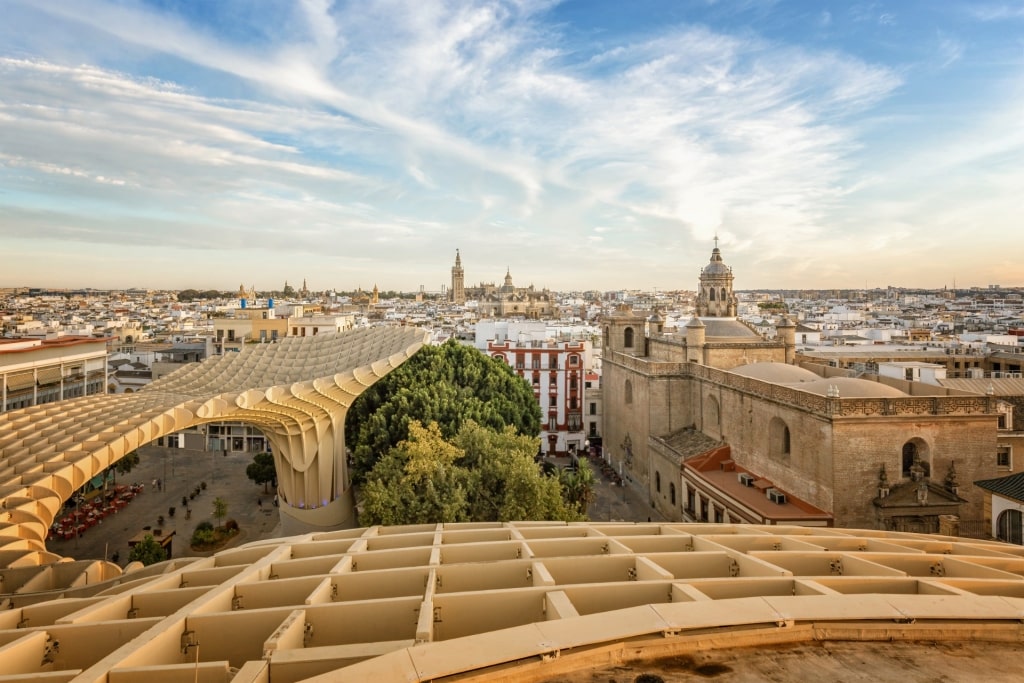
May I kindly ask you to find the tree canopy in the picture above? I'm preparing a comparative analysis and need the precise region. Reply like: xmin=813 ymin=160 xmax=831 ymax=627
xmin=127 ymin=534 xmax=167 ymax=566
xmin=245 ymin=452 xmax=277 ymax=493
xmin=177 ymin=289 xmax=226 ymax=301
xmin=345 ymin=340 xmax=541 ymax=482
xmin=359 ymin=421 xmax=581 ymax=526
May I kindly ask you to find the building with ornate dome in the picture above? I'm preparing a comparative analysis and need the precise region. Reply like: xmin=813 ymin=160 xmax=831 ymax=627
xmin=448 ymin=251 xmax=555 ymax=319
xmin=602 ymin=243 xmax=1002 ymax=533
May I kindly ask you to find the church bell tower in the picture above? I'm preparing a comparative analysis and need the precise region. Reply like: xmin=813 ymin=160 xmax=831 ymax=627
xmin=695 ymin=237 xmax=738 ymax=317
xmin=450 ymin=250 xmax=466 ymax=304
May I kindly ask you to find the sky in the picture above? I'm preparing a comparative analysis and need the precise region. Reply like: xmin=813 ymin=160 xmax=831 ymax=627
xmin=1 ymin=1 xmax=1022 ymax=293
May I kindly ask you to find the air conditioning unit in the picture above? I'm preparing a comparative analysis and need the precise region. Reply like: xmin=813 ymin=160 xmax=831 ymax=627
xmin=738 ymin=472 xmax=755 ymax=487
xmin=767 ymin=488 xmax=787 ymax=505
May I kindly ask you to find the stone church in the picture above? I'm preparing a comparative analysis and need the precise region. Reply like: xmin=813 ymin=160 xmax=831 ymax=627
xmin=449 ymin=250 xmax=555 ymax=319
xmin=601 ymin=243 xmax=1001 ymax=532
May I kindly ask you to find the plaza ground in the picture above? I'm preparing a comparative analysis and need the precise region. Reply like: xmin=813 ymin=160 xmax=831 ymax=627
xmin=51 ymin=447 xmax=662 ymax=565
xmin=52 ymin=445 xmax=280 ymax=564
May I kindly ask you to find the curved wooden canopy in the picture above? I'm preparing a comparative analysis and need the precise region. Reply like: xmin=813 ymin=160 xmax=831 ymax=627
xmin=0 ymin=327 xmax=428 ymax=563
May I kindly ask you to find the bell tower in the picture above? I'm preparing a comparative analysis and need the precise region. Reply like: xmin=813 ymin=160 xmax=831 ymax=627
xmin=695 ymin=236 xmax=737 ymax=317
xmin=450 ymin=250 xmax=465 ymax=304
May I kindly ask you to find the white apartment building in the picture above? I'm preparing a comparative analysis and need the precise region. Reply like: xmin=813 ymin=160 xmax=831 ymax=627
xmin=474 ymin=320 xmax=593 ymax=456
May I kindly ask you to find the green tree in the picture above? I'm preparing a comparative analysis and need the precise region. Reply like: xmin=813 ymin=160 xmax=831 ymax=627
xmin=245 ymin=452 xmax=276 ymax=493
xmin=128 ymin=534 xmax=167 ymax=566
xmin=212 ymin=497 xmax=228 ymax=527
xmin=346 ymin=340 xmax=541 ymax=482
xmin=559 ymin=459 xmax=596 ymax=516
xmin=455 ymin=422 xmax=579 ymax=522
xmin=111 ymin=450 xmax=140 ymax=484
xmin=358 ymin=421 xmax=581 ymax=526
xmin=360 ymin=422 xmax=470 ymax=525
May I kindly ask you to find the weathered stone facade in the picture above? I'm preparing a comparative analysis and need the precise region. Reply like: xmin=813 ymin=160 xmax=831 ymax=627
xmin=602 ymin=245 xmax=1002 ymax=530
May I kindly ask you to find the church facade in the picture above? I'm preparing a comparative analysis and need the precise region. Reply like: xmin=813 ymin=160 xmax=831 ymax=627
xmin=602 ymin=244 xmax=1000 ymax=532
xmin=449 ymin=251 xmax=555 ymax=319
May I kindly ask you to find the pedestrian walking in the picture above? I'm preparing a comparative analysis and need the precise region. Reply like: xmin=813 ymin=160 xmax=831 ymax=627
xmin=257 ymin=498 xmax=262 ymax=510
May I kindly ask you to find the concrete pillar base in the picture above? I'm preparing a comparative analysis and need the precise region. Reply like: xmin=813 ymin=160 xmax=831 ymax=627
xmin=278 ymin=489 xmax=357 ymax=536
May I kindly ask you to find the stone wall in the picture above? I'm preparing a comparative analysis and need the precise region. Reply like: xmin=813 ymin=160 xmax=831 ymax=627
xmin=604 ymin=346 xmax=1002 ymax=529
xmin=830 ymin=416 xmax=997 ymax=528
xmin=693 ymin=373 xmax=836 ymax=515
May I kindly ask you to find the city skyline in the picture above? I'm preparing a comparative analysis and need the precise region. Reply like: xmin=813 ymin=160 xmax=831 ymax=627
xmin=2 ymin=1 xmax=1022 ymax=291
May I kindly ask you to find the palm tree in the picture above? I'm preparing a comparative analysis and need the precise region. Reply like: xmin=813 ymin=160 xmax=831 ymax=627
xmin=560 ymin=459 xmax=596 ymax=516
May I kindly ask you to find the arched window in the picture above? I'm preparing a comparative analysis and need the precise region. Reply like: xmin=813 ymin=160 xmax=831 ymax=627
xmin=655 ymin=471 xmax=661 ymax=493
xmin=902 ymin=442 xmax=916 ymax=476
xmin=706 ymin=395 xmax=720 ymax=430
xmin=709 ymin=287 xmax=716 ymax=301
xmin=902 ymin=439 xmax=930 ymax=478
xmin=670 ymin=483 xmax=676 ymax=506
xmin=997 ymin=510 xmax=1023 ymax=545
xmin=624 ymin=380 xmax=633 ymax=404
xmin=624 ymin=327 xmax=634 ymax=348
xmin=720 ymin=287 xmax=727 ymax=303
xmin=769 ymin=418 xmax=791 ymax=460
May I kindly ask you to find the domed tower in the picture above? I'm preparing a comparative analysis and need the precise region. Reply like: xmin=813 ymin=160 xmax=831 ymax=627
xmin=695 ymin=237 xmax=738 ymax=317
xmin=450 ymin=250 xmax=465 ymax=304
xmin=502 ymin=268 xmax=514 ymax=293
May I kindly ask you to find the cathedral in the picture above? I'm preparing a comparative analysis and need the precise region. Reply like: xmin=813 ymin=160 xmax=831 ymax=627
xmin=449 ymin=251 xmax=555 ymax=319
xmin=601 ymin=243 xmax=1001 ymax=532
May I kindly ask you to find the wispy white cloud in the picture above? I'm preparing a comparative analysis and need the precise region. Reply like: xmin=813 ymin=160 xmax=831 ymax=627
xmin=936 ymin=32 xmax=965 ymax=68
xmin=0 ymin=0 xmax=1018 ymax=290
xmin=966 ymin=2 xmax=1024 ymax=21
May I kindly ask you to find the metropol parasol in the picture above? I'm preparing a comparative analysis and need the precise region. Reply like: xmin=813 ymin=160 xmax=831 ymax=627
xmin=1 ymin=328 xmax=1023 ymax=681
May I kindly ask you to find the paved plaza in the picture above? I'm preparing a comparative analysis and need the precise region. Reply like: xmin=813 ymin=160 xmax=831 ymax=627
xmin=52 ymin=447 xmax=662 ymax=565
xmin=51 ymin=445 xmax=280 ymax=564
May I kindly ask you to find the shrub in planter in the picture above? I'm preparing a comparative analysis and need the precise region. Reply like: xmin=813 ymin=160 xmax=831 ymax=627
xmin=191 ymin=527 xmax=215 ymax=546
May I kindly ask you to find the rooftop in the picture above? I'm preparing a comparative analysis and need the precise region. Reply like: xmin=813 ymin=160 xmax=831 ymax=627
xmin=2 ymin=522 xmax=1023 ymax=680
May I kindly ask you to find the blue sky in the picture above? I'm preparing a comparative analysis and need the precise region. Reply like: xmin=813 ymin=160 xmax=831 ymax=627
xmin=1 ymin=1 xmax=1022 ymax=292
